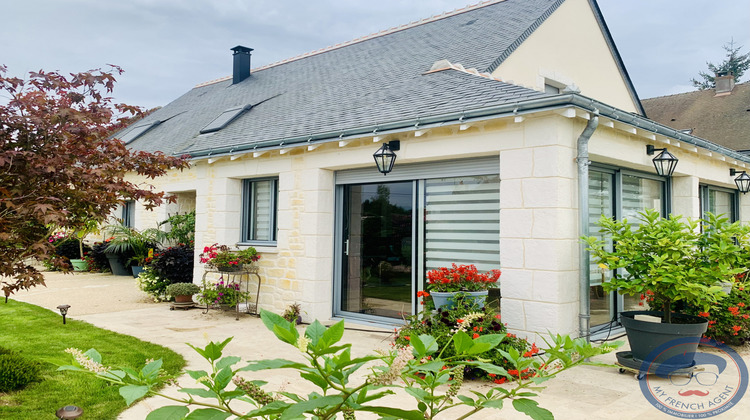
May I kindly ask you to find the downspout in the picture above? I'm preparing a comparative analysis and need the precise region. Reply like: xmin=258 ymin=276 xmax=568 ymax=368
xmin=577 ymin=109 xmax=599 ymax=341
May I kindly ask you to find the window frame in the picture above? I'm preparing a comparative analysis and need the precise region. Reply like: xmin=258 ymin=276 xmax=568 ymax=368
xmin=240 ymin=177 xmax=279 ymax=246
xmin=121 ymin=200 xmax=135 ymax=228
xmin=699 ymin=184 xmax=739 ymax=223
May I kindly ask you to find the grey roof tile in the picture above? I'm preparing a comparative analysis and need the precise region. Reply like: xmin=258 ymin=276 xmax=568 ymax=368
xmin=125 ymin=0 xmax=560 ymax=156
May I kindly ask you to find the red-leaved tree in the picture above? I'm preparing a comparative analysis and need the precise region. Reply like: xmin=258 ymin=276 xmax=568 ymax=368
xmin=0 ymin=65 xmax=189 ymax=300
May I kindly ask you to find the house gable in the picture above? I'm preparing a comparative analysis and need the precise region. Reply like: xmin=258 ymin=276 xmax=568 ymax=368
xmin=490 ymin=0 xmax=644 ymax=115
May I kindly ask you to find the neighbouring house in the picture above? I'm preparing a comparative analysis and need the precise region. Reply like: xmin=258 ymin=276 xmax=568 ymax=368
xmin=117 ymin=0 xmax=750 ymax=340
xmin=642 ymin=76 xmax=750 ymax=155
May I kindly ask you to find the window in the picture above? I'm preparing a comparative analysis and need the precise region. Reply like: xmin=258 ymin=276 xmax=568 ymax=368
xmin=241 ymin=178 xmax=278 ymax=244
xmin=200 ymin=105 xmax=252 ymax=134
xmin=122 ymin=200 xmax=135 ymax=228
xmin=700 ymin=185 xmax=738 ymax=222
xmin=119 ymin=121 xmax=160 ymax=144
xmin=588 ymin=166 xmax=668 ymax=330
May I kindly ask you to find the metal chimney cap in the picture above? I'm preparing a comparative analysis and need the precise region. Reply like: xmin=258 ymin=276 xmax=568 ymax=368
xmin=231 ymin=45 xmax=253 ymax=54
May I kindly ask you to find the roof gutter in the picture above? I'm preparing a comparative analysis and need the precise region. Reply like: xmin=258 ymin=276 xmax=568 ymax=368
xmin=186 ymin=93 xmax=750 ymax=165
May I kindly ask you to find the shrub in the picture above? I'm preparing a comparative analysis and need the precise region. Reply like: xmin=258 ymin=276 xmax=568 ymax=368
xmin=136 ymin=267 xmax=169 ymax=302
xmin=198 ymin=279 xmax=248 ymax=307
xmin=0 ymin=350 xmax=42 ymax=392
xmin=160 ymin=211 xmax=195 ymax=246
xmin=150 ymin=244 xmax=194 ymax=284
xmin=686 ymin=281 xmax=750 ymax=345
xmin=165 ymin=282 xmax=200 ymax=297
xmin=85 ymin=242 xmax=111 ymax=272
xmin=395 ymin=292 xmax=531 ymax=381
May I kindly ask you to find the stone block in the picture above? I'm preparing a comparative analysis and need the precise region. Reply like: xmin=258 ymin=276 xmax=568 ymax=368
xmin=522 ymin=178 xmax=574 ymax=208
xmin=499 ymin=149 xmax=533 ymax=179
xmin=524 ymin=239 xmax=577 ymax=271
xmin=500 ymin=209 xmax=533 ymax=238
xmin=500 ymin=298 xmax=526 ymax=330
xmin=499 ymin=238 xmax=524 ymax=269
xmin=533 ymin=146 xmax=576 ymax=178
xmin=499 ymin=269 xmax=532 ymax=300
xmin=531 ymin=208 xmax=578 ymax=239
xmin=532 ymin=270 xmax=578 ymax=303
xmin=499 ymin=179 xmax=524 ymax=209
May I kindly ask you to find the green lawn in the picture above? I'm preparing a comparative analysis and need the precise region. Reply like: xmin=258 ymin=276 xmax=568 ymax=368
xmin=0 ymin=299 xmax=185 ymax=419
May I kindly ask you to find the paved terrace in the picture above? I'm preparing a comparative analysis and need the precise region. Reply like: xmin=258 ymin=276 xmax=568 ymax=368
xmin=10 ymin=272 xmax=750 ymax=419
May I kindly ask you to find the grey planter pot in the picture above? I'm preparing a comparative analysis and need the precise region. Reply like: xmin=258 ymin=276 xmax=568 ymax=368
xmin=431 ymin=290 xmax=488 ymax=311
xmin=105 ymin=253 xmax=130 ymax=276
xmin=620 ymin=310 xmax=708 ymax=368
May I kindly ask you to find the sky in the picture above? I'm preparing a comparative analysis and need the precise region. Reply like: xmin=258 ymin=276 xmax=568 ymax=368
xmin=2 ymin=0 xmax=749 ymax=110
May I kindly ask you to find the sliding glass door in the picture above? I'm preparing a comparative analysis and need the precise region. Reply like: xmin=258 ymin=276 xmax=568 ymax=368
xmin=588 ymin=167 xmax=666 ymax=328
xmin=335 ymin=162 xmax=500 ymax=322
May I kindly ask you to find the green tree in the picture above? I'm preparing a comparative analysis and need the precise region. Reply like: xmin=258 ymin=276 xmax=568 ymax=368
xmin=0 ymin=65 xmax=189 ymax=300
xmin=691 ymin=40 xmax=750 ymax=89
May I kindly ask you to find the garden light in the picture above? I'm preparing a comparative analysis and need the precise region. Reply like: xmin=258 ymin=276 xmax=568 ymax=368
xmin=56 ymin=405 xmax=83 ymax=419
xmin=57 ymin=304 xmax=71 ymax=324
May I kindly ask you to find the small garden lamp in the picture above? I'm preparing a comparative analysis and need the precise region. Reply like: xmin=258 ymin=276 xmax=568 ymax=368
xmin=56 ymin=405 xmax=83 ymax=419
xmin=730 ymin=169 xmax=750 ymax=194
xmin=373 ymin=140 xmax=400 ymax=175
xmin=646 ymin=145 xmax=678 ymax=177
xmin=57 ymin=304 xmax=71 ymax=324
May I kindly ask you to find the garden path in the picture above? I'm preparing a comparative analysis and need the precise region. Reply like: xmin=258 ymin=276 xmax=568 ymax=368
xmin=12 ymin=271 xmax=750 ymax=420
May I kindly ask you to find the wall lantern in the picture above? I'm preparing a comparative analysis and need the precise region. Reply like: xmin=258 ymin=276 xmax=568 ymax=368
xmin=730 ymin=169 xmax=750 ymax=194
xmin=57 ymin=304 xmax=71 ymax=324
xmin=56 ymin=405 xmax=83 ymax=419
xmin=373 ymin=140 xmax=400 ymax=175
xmin=646 ymin=145 xmax=678 ymax=177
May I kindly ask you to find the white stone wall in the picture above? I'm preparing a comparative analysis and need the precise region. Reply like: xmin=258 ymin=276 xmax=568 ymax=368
xmin=122 ymin=110 xmax=749 ymax=339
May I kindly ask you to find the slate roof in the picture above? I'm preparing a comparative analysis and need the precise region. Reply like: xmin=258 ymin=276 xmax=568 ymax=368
xmin=642 ymin=83 xmax=750 ymax=153
xmin=120 ymin=0 xmax=614 ymax=158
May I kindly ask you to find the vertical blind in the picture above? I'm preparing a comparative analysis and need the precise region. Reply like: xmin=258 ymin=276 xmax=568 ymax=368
xmin=243 ymin=178 xmax=277 ymax=243
xmin=424 ymin=175 xmax=500 ymax=273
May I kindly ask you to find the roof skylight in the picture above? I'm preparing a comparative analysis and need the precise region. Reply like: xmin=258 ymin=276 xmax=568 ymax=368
xmin=200 ymin=104 xmax=253 ymax=134
xmin=119 ymin=120 xmax=161 ymax=144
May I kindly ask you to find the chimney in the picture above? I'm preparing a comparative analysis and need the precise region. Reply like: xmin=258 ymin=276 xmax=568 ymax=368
xmin=715 ymin=72 xmax=735 ymax=94
xmin=231 ymin=45 xmax=253 ymax=84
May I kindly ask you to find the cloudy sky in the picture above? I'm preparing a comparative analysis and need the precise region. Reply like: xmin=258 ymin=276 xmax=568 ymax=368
xmin=2 ymin=0 xmax=749 ymax=109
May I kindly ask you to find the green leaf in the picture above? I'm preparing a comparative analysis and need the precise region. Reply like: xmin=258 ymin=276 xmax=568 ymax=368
xmin=245 ymin=401 xmax=292 ymax=417
xmin=409 ymin=334 xmax=426 ymax=356
xmin=272 ymin=323 xmax=299 ymax=346
xmin=57 ymin=365 xmax=84 ymax=372
xmin=512 ymin=398 xmax=553 ymax=420
xmin=280 ymin=395 xmax=344 ymax=420
xmin=178 ymin=388 xmax=219 ymax=399
xmin=305 ymin=320 xmax=327 ymax=347
xmin=320 ymin=319 xmax=345 ymax=348
xmin=300 ymin=371 xmax=329 ymax=390
xmin=141 ymin=359 xmax=163 ymax=380
xmin=214 ymin=366 xmax=234 ymax=390
xmin=184 ymin=408 xmax=232 ymax=420
xmin=452 ymin=331 xmax=473 ymax=354
xmin=419 ymin=334 xmax=439 ymax=354
xmin=359 ymin=406 xmax=426 ymax=420
xmin=186 ymin=370 xmax=209 ymax=380
xmin=145 ymin=405 xmax=189 ymax=420
xmin=404 ymin=386 xmax=431 ymax=402
xmin=240 ymin=359 xmax=307 ymax=371
xmin=119 ymin=384 xmax=149 ymax=406
xmin=85 ymin=348 xmax=102 ymax=364
xmin=481 ymin=399 xmax=505 ymax=409
xmin=216 ymin=356 xmax=241 ymax=371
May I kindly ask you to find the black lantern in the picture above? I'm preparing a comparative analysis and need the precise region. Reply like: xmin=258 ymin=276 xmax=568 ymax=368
xmin=56 ymin=405 xmax=83 ymax=419
xmin=730 ymin=169 xmax=750 ymax=194
xmin=57 ymin=304 xmax=71 ymax=324
xmin=373 ymin=140 xmax=400 ymax=175
xmin=646 ymin=145 xmax=678 ymax=177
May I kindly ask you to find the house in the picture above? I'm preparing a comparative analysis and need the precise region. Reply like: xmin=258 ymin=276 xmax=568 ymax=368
xmin=642 ymin=76 xmax=750 ymax=154
xmin=118 ymin=0 xmax=750 ymax=340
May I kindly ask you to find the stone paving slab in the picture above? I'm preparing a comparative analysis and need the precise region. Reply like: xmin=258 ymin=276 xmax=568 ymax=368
xmin=9 ymin=271 xmax=750 ymax=419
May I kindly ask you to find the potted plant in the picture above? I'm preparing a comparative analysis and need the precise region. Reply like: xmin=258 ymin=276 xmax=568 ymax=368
xmin=199 ymin=244 xmax=260 ymax=272
xmin=104 ymin=224 xmax=166 ymax=277
xmin=282 ymin=302 xmax=303 ymax=325
xmin=69 ymin=219 xmax=100 ymax=272
xmin=425 ymin=263 xmax=501 ymax=310
xmin=197 ymin=279 xmax=249 ymax=309
xmin=165 ymin=282 xmax=201 ymax=303
xmin=584 ymin=209 xmax=748 ymax=367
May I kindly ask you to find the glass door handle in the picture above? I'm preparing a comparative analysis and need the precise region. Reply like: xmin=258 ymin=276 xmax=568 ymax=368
xmin=344 ymin=239 xmax=349 ymax=256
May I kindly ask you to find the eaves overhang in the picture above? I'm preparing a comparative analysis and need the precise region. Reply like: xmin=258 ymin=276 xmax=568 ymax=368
xmin=186 ymin=93 xmax=750 ymax=166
